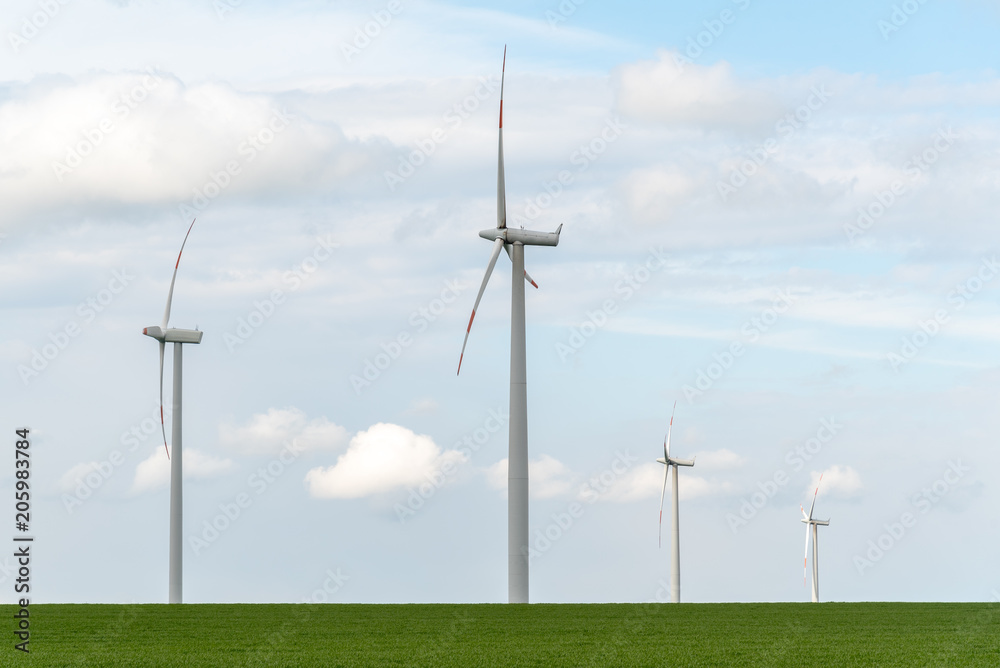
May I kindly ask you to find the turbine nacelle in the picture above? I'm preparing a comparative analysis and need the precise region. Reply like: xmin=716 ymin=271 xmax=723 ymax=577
xmin=802 ymin=518 xmax=830 ymax=526
xmin=657 ymin=456 xmax=695 ymax=467
xmin=143 ymin=326 xmax=204 ymax=344
xmin=479 ymin=224 xmax=562 ymax=247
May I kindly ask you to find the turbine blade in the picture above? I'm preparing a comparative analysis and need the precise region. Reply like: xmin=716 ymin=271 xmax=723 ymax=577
xmin=658 ymin=463 xmax=669 ymax=548
xmin=503 ymin=244 xmax=539 ymax=288
xmin=497 ymin=46 xmax=506 ymax=230
xmin=665 ymin=400 xmax=676 ymax=459
xmin=158 ymin=340 xmax=169 ymax=459
xmin=457 ymin=238 xmax=505 ymax=375
xmin=808 ymin=473 xmax=824 ymax=520
xmin=161 ymin=218 xmax=197 ymax=329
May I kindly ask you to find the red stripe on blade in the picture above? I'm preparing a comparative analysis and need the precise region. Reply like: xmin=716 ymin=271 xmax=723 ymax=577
xmin=175 ymin=218 xmax=196 ymax=268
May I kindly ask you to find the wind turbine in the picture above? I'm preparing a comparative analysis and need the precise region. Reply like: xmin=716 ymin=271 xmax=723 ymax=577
xmin=656 ymin=401 xmax=695 ymax=603
xmin=457 ymin=47 xmax=562 ymax=604
xmin=142 ymin=219 xmax=203 ymax=604
xmin=801 ymin=473 xmax=830 ymax=603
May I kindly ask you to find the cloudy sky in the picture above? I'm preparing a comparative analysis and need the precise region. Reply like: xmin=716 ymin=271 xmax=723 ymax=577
xmin=2 ymin=0 xmax=999 ymax=604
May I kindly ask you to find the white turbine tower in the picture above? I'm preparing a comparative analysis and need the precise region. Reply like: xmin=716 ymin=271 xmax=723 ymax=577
xmin=457 ymin=47 xmax=562 ymax=604
xmin=142 ymin=219 xmax=203 ymax=604
xmin=801 ymin=473 xmax=830 ymax=603
xmin=656 ymin=402 xmax=695 ymax=603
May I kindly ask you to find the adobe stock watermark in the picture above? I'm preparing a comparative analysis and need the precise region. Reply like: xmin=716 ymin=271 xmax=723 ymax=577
xmin=303 ymin=567 xmax=350 ymax=604
xmin=177 ymin=108 xmax=295 ymax=220
xmin=853 ymin=459 xmax=971 ymax=575
xmin=717 ymin=85 xmax=832 ymax=202
xmin=51 ymin=69 xmax=163 ymax=182
xmin=878 ymin=0 xmax=931 ymax=41
xmin=223 ymin=235 xmax=338 ymax=352
xmin=188 ymin=439 xmax=305 ymax=556
xmin=671 ymin=0 xmax=753 ymax=70
xmin=725 ymin=416 xmax=843 ymax=533
xmin=61 ymin=404 xmax=169 ymax=514
xmin=8 ymin=0 xmax=71 ymax=53
xmin=845 ymin=126 xmax=958 ymax=243
xmin=545 ymin=0 xmax=586 ymax=29
xmin=524 ymin=450 xmax=639 ymax=565
xmin=341 ymin=0 xmax=403 ymax=63
xmin=245 ymin=566 xmax=351 ymax=665
xmin=212 ymin=0 xmax=243 ymax=20
xmin=350 ymin=278 xmax=465 ymax=394
xmin=683 ymin=288 xmax=797 ymax=403
xmin=384 ymin=75 xmax=500 ymax=191
xmin=17 ymin=269 xmax=135 ymax=385
xmin=555 ymin=246 xmax=669 ymax=362
xmin=886 ymin=256 xmax=998 ymax=371
xmin=506 ymin=117 xmax=626 ymax=228
xmin=394 ymin=407 xmax=509 ymax=523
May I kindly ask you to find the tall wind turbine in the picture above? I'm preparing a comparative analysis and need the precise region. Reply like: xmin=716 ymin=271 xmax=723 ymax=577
xmin=142 ymin=219 xmax=203 ymax=604
xmin=656 ymin=402 xmax=695 ymax=603
xmin=457 ymin=47 xmax=562 ymax=604
xmin=801 ymin=474 xmax=830 ymax=603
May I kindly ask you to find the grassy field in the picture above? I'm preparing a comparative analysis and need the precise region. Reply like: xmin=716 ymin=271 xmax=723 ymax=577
xmin=2 ymin=602 xmax=998 ymax=666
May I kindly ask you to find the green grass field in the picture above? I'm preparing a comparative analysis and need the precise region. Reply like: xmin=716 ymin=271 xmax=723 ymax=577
xmin=3 ymin=602 xmax=998 ymax=666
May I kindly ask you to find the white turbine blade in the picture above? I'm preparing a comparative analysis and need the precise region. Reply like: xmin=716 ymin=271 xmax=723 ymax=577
xmin=503 ymin=244 xmax=539 ymax=288
xmin=803 ymin=520 xmax=811 ymax=586
xmin=457 ymin=237 xmax=505 ymax=375
xmin=665 ymin=400 xmax=676 ymax=459
xmin=658 ymin=463 xmax=669 ymax=548
xmin=496 ymin=46 xmax=507 ymax=230
xmin=808 ymin=473 xmax=824 ymax=520
xmin=161 ymin=218 xmax=197 ymax=329
xmin=158 ymin=340 xmax=169 ymax=459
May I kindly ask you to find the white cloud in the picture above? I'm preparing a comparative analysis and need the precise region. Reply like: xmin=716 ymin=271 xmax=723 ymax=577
xmin=0 ymin=73 xmax=383 ymax=227
xmin=305 ymin=423 xmax=465 ymax=499
xmin=614 ymin=50 xmax=782 ymax=130
xmin=130 ymin=449 xmax=235 ymax=494
xmin=57 ymin=462 xmax=101 ymax=493
xmin=621 ymin=164 xmax=700 ymax=224
xmin=485 ymin=459 xmax=507 ymax=492
xmin=219 ymin=407 xmax=348 ymax=455
xmin=808 ymin=465 xmax=863 ymax=500
xmin=692 ymin=448 xmax=747 ymax=471
xmin=597 ymin=462 xmax=735 ymax=503
xmin=486 ymin=455 xmax=577 ymax=499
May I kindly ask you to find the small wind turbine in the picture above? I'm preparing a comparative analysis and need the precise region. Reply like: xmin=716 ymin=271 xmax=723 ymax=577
xmin=142 ymin=219 xmax=203 ymax=604
xmin=457 ymin=47 xmax=562 ymax=604
xmin=656 ymin=401 xmax=695 ymax=603
xmin=801 ymin=473 xmax=830 ymax=603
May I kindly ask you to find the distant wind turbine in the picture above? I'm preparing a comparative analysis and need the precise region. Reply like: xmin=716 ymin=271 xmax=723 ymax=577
xmin=656 ymin=401 xmax=695 ymax=603
xmin=457 ymin=47 xmax=563 ymax=604
xmin=801 ymin=474 xmax=830 ymax=603
xmin=142 ymin=219 xmax=203 ymax=604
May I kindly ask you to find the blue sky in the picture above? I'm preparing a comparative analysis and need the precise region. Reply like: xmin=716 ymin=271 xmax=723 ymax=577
xmin=1 ymin=0 xmax=999 ymax=605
